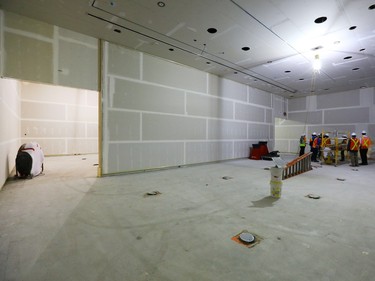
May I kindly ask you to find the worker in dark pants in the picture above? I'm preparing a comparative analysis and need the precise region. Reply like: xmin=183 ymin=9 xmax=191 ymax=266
xmin=309 ymin=132 xmax=317 ymax=158
xmin=311 ymin=133 xmax=320 ymax=162
xmin=347 ymin=132 xmax=360 ymax=167
xmin=340 ymin=135 xmax=347 ymax=161
xmin=299 ymin=133 xmax=306 ymax=156
xmin=360 ymin=130 xmax=372 ymax=165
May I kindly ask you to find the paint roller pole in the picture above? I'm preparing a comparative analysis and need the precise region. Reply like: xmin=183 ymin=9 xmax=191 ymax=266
xmin=270 ymin=166 xmax=283 ymax=198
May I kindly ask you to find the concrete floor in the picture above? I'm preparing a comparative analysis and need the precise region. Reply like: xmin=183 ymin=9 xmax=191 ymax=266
xmin=0 ymin=154 xmax=374 ymax=281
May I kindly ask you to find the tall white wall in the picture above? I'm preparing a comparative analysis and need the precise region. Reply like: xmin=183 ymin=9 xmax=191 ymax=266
xmin=20 ymin=82 xmax=98 ymax=155
xmin=0 ymin=78 xmax=21 ymax=189
xmin=0 ymin=10 xmax=98 ymax=91
xmin=102 ymin=42 xmax=275 ymax=174
xmin=276 ymin=88 xmax=375 ymax=153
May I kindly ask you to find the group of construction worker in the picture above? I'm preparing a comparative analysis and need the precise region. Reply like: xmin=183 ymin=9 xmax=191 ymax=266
xmin=299 ymin=130 xmax=372 ymax=166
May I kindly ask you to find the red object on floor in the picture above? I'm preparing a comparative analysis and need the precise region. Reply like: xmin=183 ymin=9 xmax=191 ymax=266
xmin=249 ymin=142 xmax=269 ymax=160
xmin=249 ymin=146 xmax=262 ymax=160
xmin=259 ymin=141 xmax=269 ymax=156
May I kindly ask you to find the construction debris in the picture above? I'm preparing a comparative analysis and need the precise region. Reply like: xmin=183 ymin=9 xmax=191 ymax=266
xmin=144 ymin=191 xmax=162 ymax=197
xmin=306 ymin=194 xmax=321 ymax=199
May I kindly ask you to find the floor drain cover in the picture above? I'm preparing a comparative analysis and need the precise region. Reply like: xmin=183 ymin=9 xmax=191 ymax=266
xmin=239 ymin=232 xmax=255 ymax=243
xmin=306 ymin=194 xmax=320 ymax=199
xmin=232 ymin=231 xmax=261 ymax=248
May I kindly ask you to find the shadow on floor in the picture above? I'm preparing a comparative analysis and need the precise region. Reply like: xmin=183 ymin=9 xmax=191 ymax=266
xmin=250 ymin=196 xmax=279 ymax=208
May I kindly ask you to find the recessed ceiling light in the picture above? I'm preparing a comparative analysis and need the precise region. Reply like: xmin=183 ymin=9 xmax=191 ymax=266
xmin=368 ymin=4 xmax=375 ymax=10
xmin=207 ymin=28 xmax=217 ymax=34
xmin=314 ymin=16 xmax=327 ymax=24
xmin=352 ymin=67 xmax=360 ymax=71
xmin=349 ymin=26 xmax=357 ymax=30
xmin=157 ymin=1 xmax=165 ymax=7
xmin=241 ymin=46 xmax=250 ymax=51
xmin=343 ymin=56 xmax=352 ymax=60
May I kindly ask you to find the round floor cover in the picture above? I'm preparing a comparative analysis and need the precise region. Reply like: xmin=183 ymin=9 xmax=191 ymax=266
xmin=239 ymin=232 xmax=255 ymax=243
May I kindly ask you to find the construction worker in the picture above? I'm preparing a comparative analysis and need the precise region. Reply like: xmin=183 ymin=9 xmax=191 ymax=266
xmin=321 ymin=133 xmax=331 ymax=160
xmin=340 ymin=135 xmax=348 ymax=161
xmin=309 ymin=132 xmax=317 ymax=153
xmin=360 ymin=130 xmax=372 ymax=165
xmin=311 ymin=133 xmax=320 ymax=162
xmin=347 ymin=132 xmax=360 ymax=167
xmin=299 ymin=133 xmax=307 ymax=156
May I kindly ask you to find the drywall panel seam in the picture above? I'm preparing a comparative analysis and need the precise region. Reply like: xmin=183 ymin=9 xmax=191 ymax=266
xmin=206 ymin=119 xmax=208 ymax=140
xmin=140 ymin=52 xmax=143 ymax=81
xmin=4 ymin=27 xmax=54 ymax=43
xmin=21 ymin=98 xmax=98 ymax=107
xmin=102 ymin=41 xmax=109 ymax=173
xmin=140 ymin=113 xmax=143 ymax=141
xmin=0 ymin=138 xmax=19 ymax=146
xmin=206 ymin=73 xmax=209 ymax=95
xmin=106 ymin=139 xmax=244 ymax=144
xmin=184 ymin=91 xmax=187 ymax=115
xmin=53 ymin=26 xmax=58 ymax=84
xmin=59 ymin=36 xmax=98 ymax=49
xmin=183 ymin=141 xmax=186 ymax=164
xmin=0 ymin=11 xmax=4 ymax=75
xmin=109 ymin=76 xmax=114 ymax=108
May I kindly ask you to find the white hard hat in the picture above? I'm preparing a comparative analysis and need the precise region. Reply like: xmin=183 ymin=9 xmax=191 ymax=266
xmin=312 ymin=132 xmax=317 ymax=136
xmin=342 ymin=135 xmax=347 ymax=139
xmin=324 ymin=133 xmax=329 ymax=137
xmin=362 ymin=130 xmax=367 ymax=135
xmin=351 ymin=132 xmax=356 ymax=137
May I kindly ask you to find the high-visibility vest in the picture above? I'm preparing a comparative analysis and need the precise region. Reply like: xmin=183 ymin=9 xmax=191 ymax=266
xmin=321 ymin=138 xmax=331 ymax=147
xmin=313 ymin=137 xmax=320 ymax=148
xmin=360 ymin=136 xmax=371 ymax=149
xmin=349 ymin=138 xmax=360 ymax=151
xmin=300 ymin=136 xmax=306 ymax=147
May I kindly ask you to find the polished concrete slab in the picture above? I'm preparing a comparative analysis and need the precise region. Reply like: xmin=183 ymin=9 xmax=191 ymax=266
xmin=0 ymin=154 xmax=374 ymax=281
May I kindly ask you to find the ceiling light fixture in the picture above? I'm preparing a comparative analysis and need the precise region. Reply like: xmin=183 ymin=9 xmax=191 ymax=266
xmin=157 ymin=1 xmax=165 ymax=7
xmin=313 ymin=54 xmax=321 ymax=72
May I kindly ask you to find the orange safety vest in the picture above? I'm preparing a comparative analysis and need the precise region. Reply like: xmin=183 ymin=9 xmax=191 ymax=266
xmin=360 ymin=136 xmax=371 ymax=149
xmin=349 ymin=138 xmax=360 ymax=151
xmin=313 ymin=137 xmax=319 ymax=148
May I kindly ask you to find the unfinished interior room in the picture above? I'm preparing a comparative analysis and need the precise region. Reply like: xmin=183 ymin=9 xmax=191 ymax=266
xmin=0 ymin=1 xmax=375 ymax=280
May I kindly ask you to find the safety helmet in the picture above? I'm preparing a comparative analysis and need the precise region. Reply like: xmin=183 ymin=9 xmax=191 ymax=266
xmin=342 ymin=135 xmax=347 ymax=139
xmin=324 ymin=133 xmax=329 ymax=137
xmin=351 ymin=132 xmax=356 ymax=137
xmin=312 ymin=132 xmax=317 ymax=136
xmin=362 ymin=130 xmax=367 ymax=135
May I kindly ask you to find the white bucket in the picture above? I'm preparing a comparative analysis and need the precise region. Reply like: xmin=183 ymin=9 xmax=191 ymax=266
xmin=270 ymin=166 xmax=283 ymax=181
xmin=270 ymin=180 xmax=282 ymax=198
